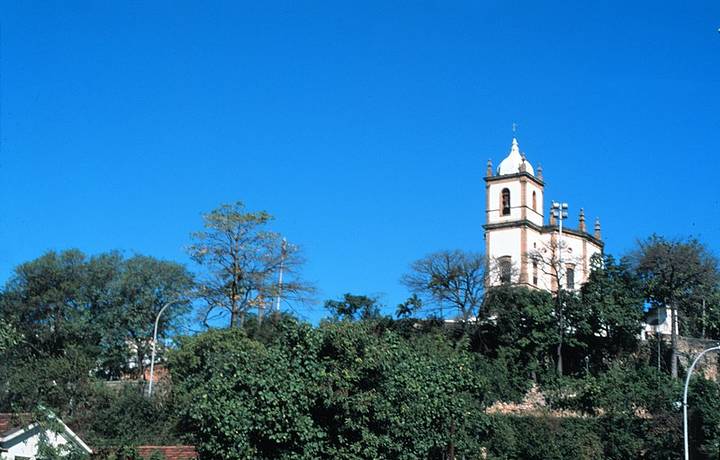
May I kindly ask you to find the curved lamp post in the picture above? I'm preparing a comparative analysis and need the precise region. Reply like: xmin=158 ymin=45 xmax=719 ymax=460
xmin=683 ymin=344 xmax=720 ymax=460
xmin=147 ymin=299 xmax=182 ymax=397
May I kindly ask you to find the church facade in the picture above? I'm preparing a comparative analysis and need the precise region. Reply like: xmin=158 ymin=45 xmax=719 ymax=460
xmin=483 ymin=138 xmax=604 ymax=292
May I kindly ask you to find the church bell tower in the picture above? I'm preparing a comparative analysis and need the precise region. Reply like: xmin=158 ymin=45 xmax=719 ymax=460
xmin=484 ymin=138 xmax=545 ymax=285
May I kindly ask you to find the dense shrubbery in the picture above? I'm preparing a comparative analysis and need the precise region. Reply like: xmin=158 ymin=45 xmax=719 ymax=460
xmin=169 ymin=320 xmax=492 ymax=459
xmin=4 ymin=291 xmax=720 ymax=459
xmin=0 ymin=239 xmax=719 ymax=458
xmin=167 ymin=316 xmax=720 ymax=459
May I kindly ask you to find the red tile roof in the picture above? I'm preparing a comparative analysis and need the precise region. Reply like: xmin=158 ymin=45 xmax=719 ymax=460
xmin=0 ymin=413 xmax=32 ymax=436
xmin=135 ymin=446 xmax=198 ymax=459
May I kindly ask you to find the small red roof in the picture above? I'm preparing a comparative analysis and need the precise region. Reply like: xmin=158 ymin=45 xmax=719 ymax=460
xmin=136 ymin=446 xmax=198 ymax=459
xmin=0 ymin=413 xmax=32 ymax=436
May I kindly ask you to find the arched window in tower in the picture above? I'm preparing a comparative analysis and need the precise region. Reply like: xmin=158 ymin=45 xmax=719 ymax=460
xmin=501 ymin=188 xmax=511 ymax=216
xmin=498 ymin=256 xmax=512 ymax=284
xmin=532 ymin=191 xmax=537 ymax=212
xmin=566 ymin=264 xmax=575 ymax=290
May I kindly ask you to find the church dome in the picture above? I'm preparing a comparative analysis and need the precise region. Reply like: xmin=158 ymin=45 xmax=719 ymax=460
xmin=497 ymin=138 xmax=534 ymax=176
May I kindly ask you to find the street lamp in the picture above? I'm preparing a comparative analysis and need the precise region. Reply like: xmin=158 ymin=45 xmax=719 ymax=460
xmin=683 ymin=345 xmax=720 ymax=460
xmin=551 ymin=201 xmax=569 ymax=375
xmin=551 ymin=201 xmax=569 ymax=286
xmin=147 ymin=299 xmax=182 ymax=397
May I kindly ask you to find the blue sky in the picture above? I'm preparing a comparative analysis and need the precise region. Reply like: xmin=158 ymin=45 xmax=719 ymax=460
xmin=1 ymin=1 xmax=719 ymax=322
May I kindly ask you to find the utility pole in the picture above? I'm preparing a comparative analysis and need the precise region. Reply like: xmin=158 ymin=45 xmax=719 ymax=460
xmin=273 ymin=238 xmax=288 ymax=321
xmin=551 ymin=201 xmax=568 ymax=376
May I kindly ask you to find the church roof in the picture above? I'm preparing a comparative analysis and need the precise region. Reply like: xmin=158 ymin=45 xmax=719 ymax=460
xmin=497 ymin=138 xmax=534 ymax=176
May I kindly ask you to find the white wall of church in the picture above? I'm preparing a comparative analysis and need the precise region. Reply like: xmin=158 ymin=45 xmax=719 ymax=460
xmin=486 ymin=225 xmax=602 ymax=292
xmin=525 ymin=181 xmax=544 ymax=226
xmin=486 ymin=227 xmax=522 ymax=282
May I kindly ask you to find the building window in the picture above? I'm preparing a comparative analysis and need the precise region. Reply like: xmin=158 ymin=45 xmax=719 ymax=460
xmin=566 ymin=265 xmax=575 ymax=290
xmin=499 ymin=256 xmax=512 ymax=284
xmin=532 ymin=259 xmax=538 ymax=286
xmin=532 ymin=191 xmax=537 ymax=211
xmin=501 ymin=188 xmax=511 ymax=216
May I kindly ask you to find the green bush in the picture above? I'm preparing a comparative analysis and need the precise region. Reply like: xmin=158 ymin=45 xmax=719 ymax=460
xmin=483 ymin=415 xmax=602 ymax=460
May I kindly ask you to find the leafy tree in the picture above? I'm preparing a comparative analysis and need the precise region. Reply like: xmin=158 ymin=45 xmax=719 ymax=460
xmin=170 ymin=318 xmax=489 ymax=459
xmin=526 ymin=237 xmax=589 ymax=376
xmin=401 ymin=250 xmax=486 ymax=321
xmin=576 ymin=254 xmax=645 ymax=371
xmin=633 ymin=235 xmax=719 ymax=378
xmin=483 ymin=286 xmax=558 ymax=381
xmin=76 ymin=384 xmax=183 ymax=447
xmin=484 ymin=415 xmax=603 ymax=460
xmin=324 ymin=293 xmax=383 ymax=321
xmin=0 ymin=319 xmax=19 ymax=354
xmin=540 ymin=361 xmax=682 ymax=459
xmin=0 ymin=250 xmax=100 ymax=357
xmin=687 ymin=376 xmax=720 ymax=458
xmin=0 ymin=250 xmax=194 ymax=380
xmin=169 ymin=326 xmax=325 ymax=459
xmin=682 ymin=285 xmax=720 ymax=340
xmin=188 ymin=201 xmax=312 ymax=328
xmin=1 ymin=345 xmax=97 ymax=416
xmin=0 ymin=249 xmax=194 ymax=422
xmin=98 ymin=255 xmax=194 ymax=379
xmin=310 ymin=321 xmax=487 ymax=459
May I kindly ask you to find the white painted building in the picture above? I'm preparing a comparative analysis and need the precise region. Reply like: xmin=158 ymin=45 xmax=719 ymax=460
xmin=484 ymin=138 xmax=604 ymax=291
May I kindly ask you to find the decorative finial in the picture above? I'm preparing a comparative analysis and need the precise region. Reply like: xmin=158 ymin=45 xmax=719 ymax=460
xmin=537 ymin=164 xmax=543 ymax=180
xmin=579 ymin=208 xmax=586 ymax=232
xmin=486 ymin=159 xmax=493 ymax=177
xmin=512 ymin=122 xmax=518 ymax=137
xmin=594 ymin=217 xmax=602 ymax=240
xmin=510 ymin=137 xmax=520 ymax=154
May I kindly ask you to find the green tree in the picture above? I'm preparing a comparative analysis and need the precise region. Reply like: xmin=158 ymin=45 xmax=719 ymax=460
xmin=169 ymin=318 xmax=489 ymax=459
xmin=0 ymin=250 xmax=194 ymax=418
xmin=0 ymin=319 xmax=19 ymax=354
xmin=169 ymin=326 xmax=325 ymax=459
xmin=76 ymin=384 xmax=183 ymax=447
xmin=633 ymin=235 xmax=719 ymax=378
xmin=324 ymin=293 xmax=383 ymax=321
xmin=2 ymin=345 xmax=97 ymax=416
xmin=483 ymin=286 xmax=558 ymax=381
xmin=99 ymin=255 xmax=194 ymax=379
xmin=687 ymin=377 xmax=720 ymax=458
xmin=576 ymin=254 xmax=645 ymax=371
xmin=0 ymin=250 xmax=100 ymax=357
xmin=188 ymin=202 xmax=312 ymax=328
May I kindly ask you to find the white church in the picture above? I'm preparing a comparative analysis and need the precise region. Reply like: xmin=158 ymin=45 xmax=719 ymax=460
xmin=483 ymin=136 xmax=673 ymax=337
xmin=483 ymin=137 xmax=604 ymax=292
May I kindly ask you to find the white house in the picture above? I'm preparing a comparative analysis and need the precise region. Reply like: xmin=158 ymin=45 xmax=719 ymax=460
xmin=0 ymin=413 xmax=92 ymax=459
xmin=484 ymin=137 xmax=604 ymax=291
